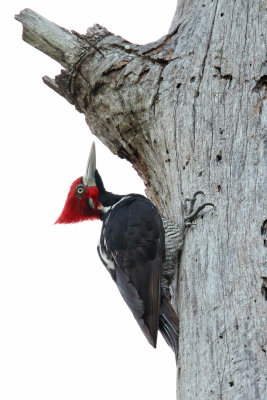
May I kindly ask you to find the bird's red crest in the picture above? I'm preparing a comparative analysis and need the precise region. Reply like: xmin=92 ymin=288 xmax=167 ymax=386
xmin=55 ymin=177 xmax=101 ymax=224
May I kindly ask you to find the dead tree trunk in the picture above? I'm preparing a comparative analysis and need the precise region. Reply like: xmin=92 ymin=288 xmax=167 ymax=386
xmin=16 ymin=2 xmax=266 ymax=399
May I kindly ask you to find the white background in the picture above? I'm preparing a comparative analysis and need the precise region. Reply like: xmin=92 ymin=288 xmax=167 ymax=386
xmin=1 ymin=1 xmax=177 ymax=399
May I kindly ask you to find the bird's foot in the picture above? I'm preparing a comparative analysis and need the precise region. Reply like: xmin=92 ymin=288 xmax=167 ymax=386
xmin=183 ymin=191 xmax=214 ymax=226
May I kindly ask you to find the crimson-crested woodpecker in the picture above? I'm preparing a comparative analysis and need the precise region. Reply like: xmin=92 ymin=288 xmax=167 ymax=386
xmin=56 ymin=142 xmax=213 ymax=359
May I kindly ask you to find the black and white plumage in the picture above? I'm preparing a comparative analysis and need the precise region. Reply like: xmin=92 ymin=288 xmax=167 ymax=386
xmin=56 ymin=142 xmax=213 ymax=360
xmin=97 ymin=186 xmax=179 ymax=356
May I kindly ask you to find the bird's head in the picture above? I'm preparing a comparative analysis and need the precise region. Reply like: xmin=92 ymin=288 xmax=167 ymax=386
xmin=55 ymin=142 xmax=104 ymax=224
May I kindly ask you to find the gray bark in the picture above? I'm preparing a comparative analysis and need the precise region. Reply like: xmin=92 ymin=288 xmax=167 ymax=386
xmin=16 ymin=2 xmax=267 ymax=399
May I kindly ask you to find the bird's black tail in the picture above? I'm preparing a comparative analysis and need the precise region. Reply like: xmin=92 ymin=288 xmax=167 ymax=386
xmin=159 ymin=296 xmax=179 ymax=361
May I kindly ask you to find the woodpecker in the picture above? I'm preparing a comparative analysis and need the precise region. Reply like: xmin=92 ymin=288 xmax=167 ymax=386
xmin=56 ymin=142 xmax=213 ymax=359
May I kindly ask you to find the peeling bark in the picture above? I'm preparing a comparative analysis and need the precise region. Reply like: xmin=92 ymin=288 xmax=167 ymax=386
xmin=16 ymin=2 xmax=266 ymax=399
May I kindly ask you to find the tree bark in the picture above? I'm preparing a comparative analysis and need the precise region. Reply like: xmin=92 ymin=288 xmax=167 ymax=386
xmin=16 ymin=2 xmax=266 ymax=399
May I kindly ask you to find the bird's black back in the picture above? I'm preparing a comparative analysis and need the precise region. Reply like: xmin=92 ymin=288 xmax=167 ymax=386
xmin=98 ymin=194 xmax=164 ymax=347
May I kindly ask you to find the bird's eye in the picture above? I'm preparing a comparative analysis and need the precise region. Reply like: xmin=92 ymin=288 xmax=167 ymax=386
xmin=76 ymin=184 xmax=85 ymax=196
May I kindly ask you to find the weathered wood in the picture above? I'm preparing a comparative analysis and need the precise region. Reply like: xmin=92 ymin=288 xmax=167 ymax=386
xmin=15 ymin=9 xmax=83 ymax=68
xmin=16 ymin=2 xmax=267 ymax=399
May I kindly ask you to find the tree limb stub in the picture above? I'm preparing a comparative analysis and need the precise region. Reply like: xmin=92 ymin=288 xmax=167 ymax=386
xmin=15 ymin=9 xmax=84 ymax=69
xmin=43 ymin=73 xmax=75 ymax=105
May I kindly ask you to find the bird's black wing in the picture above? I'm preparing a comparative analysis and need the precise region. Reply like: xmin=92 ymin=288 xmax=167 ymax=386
xmin=99 ymin=195 xmax=164 ymax=347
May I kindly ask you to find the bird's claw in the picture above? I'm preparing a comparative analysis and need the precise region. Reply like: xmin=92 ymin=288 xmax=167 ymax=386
xmin=183 ymin=192 xmax=214 ymax=225
xmin=183 ymin=191 xmax=206 ymax=214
